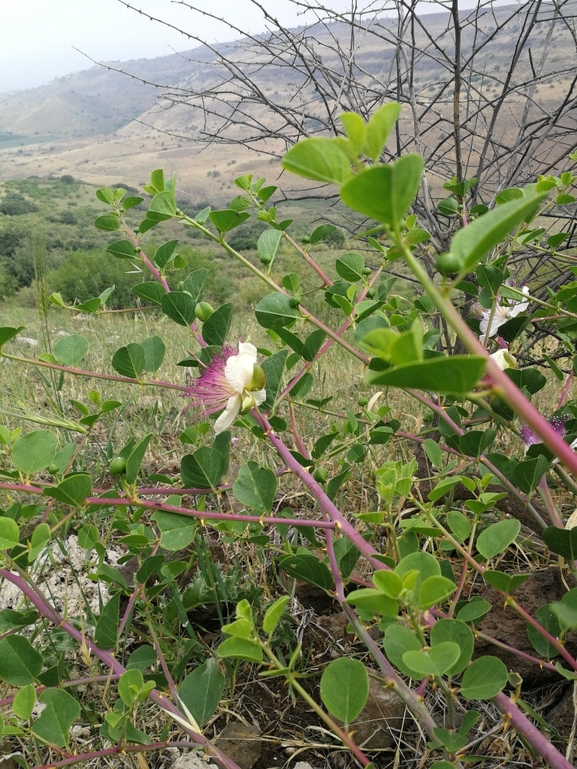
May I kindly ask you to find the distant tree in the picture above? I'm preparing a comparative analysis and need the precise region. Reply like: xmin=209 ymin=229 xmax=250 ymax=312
xmin=0 ymin=192 xmax=38 ymax=216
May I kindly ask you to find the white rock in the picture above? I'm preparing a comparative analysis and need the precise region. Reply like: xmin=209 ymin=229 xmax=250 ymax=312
xmin=16 ymin=337 xmax=38 ymax=347
xmin=172 ymin=754 xmax=213 ymax=768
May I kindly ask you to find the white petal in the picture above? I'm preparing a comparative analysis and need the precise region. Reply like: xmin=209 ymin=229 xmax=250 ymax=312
xmin=490 ymin=349 xmax=515 ymax=371
xmin=225 ymin=346 xmax=258 ymax=393
xmin=214 ymin=395 xmax=241 ymax=434
xmin=252 ymin=388 xmax=267 ymax=407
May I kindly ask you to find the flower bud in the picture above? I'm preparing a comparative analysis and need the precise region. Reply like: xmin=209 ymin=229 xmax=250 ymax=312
xmin=249 ymin=364 xmax=266 ymax=391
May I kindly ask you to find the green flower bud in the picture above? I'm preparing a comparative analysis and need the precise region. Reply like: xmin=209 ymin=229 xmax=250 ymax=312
xmin=289 ymin=295 xmax=302 ymax=307
xmin=109 ymin=457 xmax=127 ymax=475
xmin=435 ymin=251 xmax=464 ymax=276
xmin=365 ymin=288 xmax=376 ymax=299
xmin=358 ymin=396 xmax=369 ymax=407
xmin=194 ymin=301 xmax=214 ymax=321
xmin=249 ymin=364 xmax=266 ymax=391
xmin=313 ymin=467 xmax=328 ymax=483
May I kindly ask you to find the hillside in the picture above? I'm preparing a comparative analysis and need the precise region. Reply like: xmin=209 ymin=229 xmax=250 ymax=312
xmin=0 ymin=2 xmax=575 ymax=195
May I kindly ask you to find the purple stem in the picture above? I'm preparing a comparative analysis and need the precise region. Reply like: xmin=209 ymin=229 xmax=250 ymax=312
xmin=558 ymin=371 xmax=574 ymax=409
xmin=0 ymin=484 xmax=335 ymax=530
xmin=0 ymin=569 xmax=242 ymax=769
xmin=493 ymin=692 xmax=575 ymax=769
xmin=118 ymin=541 xmax=160 ymax=636
xmin=255 ymin=412 xmax=388 ymax=571
xmin=122 ymin=220 xmax=206 ymax=348
xmin=33 ymin=741 xmax=209 ymax=768
xmin=2 ymin=353 xmax=188 ymax=390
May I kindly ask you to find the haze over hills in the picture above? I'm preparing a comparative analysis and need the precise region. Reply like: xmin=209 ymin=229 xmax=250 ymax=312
xmin=0 ymin=2 xmax=575 ymax=198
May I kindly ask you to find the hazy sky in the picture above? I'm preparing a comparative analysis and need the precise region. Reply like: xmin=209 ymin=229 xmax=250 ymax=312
xmin=0 ymin=0 xmax=358 ymax=94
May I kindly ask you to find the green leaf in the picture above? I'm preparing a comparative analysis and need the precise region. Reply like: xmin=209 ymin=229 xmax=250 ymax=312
xmin=344 ymin=587 xmax=398 ymax=617
xmin=383 ymin=624 xmax=422 ymax=678
xmin=423 ymin=438 xmax=443 ymax=468
xmin=202 ymin=303 xmax=233 ymax=346
xmin=127 ymin=645 xmax=157 ymax=671
xmin=372 ymin=570 xmax=403 ymax=598
xmin=340 ymin=112 xmax=366 ymax=154
xmin=483 ymin=570 xmax=529 ymax=595
xmin=257 ymin=229 xmax=283 ymax=263
xmin=209 ymin=209 xmax=250 ymax=233
xmin=44 ymin=474 xmax=92 ymax=507
xmin=111 ymin=343 xmax=145 ymax=379
xmin=94 ymin=214 xmax=120 ymax=231
xmin=403 ymin=642 xmax=461 ymax=677
xmin=336 ymin=252 xmax=365 ymax=282
xmin=459 ymin=429 xmax=496 ymax=458
xmin=125 ymin=433 xmax=152 ymax=485
xmin=362 ymin=324 xmax=423 ymax=365
xmin=152 ymin=511 xmax=196 ymax=551
xmin=13 ymin=684 xmax=36 ymax=720
xmin=106 ymin=240 xmax=136 ymax=259
xmin=310 ymin=224 xmax=336 ymax=245
xmin=366 ymin=356 xmax=486 ymax=394
xmin=0 ymin=326 xmax=25 ymax=347
xmin=0 ymin=609 xmax=38 ymax=634
xmin=132 ymin=282 xmax=167 ymax=305
xmin=118 ymin=669 xmax=144 ymax=706
xmin=430 ymin=619 xmax=474 ymax=675
xmin=149 ymin=190 xmax=177 ymax=218
xmin=476 ymin=519 xmax=520 ymax=560
xmin=457 ymin=599 xmax=492 ymax=624
xmin=418 ymin=576 xmax=456 ymax=610
xmin=460 ymin=656 xmax=507 ymax=699
xmin=154 ymin=239 xmax=179 ymax=269
xmin=320 ymin=658 xmax=369 ymax=723
xmin=233 ymin=461 xmax=277 ymax=513
xmin=0 ymin=636 xmax=43 ymax=685
xmin=94 ymin=592 xmax=120 ymax=649
xmin=433 ymin=728 xmax=468 ymax=753
xmin=53 ymin=335 xmax=89 ymax=365
xmin=27 ymin=522 xmax=51 ymax=562
xmin=282 ymin=138 xmax=351 ymax=184
xmin=179 ymin=658 xmax=225 ymax=728
xmin=340 ymin=155 xmax=424 ymax=227
xmin=450 ymin=193 xmax=548 ymax=270
xmin=32 ymin=689 xmax=81 ymax=748
xmin=141 ymin=336 xmax=166 ymax=373
xmin=12 ymin=430 xmax=58 ymax=475
xmin=261 ymin=349 xmax=289 ymax=409
xmin=0 ymin=518 xmax=19 ymax=550
xmin=255 ymin=293 xmax=301 ymax=329
xmin=217 ymin=637 xmax=263 ymax=662
xmin=513 ymin=456 xmax=549 ymax=494
xmin=161 ymin=292 xmax=197 ymax=327
xmin=363 ymin=103 xmax=401 ymax=161
xmin=182 ymin=269 xmax=209 ymax=304
xmin=263 ymin=596 xmax=290 ymax=635
xmin=543 ymin=526 xmax=577 ymax=561
xmin=181 ymin=447 xmax=224 ymax=490
xmin=446 ymin=511 xmax=471 ymax=542
xmin=277 ymin=553 xmax=333 ymax=590
xmin=527 ymin=604 xmax=561 ymax=657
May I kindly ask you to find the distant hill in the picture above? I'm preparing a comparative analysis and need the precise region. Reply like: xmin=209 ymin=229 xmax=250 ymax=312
xmin=0 ymin=3 xmax=574 ymax=197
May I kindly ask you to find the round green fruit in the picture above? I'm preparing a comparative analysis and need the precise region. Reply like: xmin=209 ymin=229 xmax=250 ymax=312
xmin=365 ymin=288 xmax=376 ymax=299
xmin=358 ymin=396 xmax=369 ymax=407
xmin=435 ymin=251 xmax=464 ymax=276
xmin=48 ymin=464 xmax=60 ymax=475
xmin=194 ymin=302 xmax=214 ymax=322
xmin=109 ymin=457 xmax=127 ymax=475
xmin=313 ymin=467 xmax=328 ymax=483
xmin=289 ymin=295 xmax=302 ymax=307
